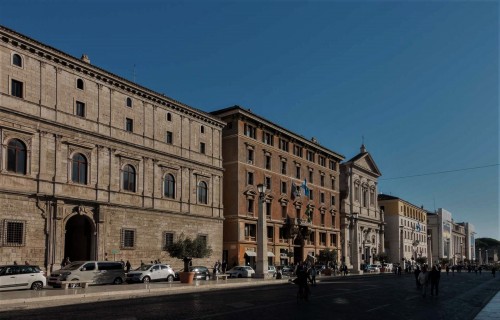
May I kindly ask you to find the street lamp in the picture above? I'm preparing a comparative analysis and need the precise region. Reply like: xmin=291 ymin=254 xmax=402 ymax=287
xmin=255 ymin=183 xmax=269 ymax=278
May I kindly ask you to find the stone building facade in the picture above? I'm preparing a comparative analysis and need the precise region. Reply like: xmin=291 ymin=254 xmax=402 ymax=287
xmin=211 ymin=106 xmax=344 ymax=267
xmin=0 ymin=26 xmax=225 ymax=272
xmin=378 ymin=194 xmax=428 ymax=269
xmin=340 ymin=145 xmax=383 ymax=273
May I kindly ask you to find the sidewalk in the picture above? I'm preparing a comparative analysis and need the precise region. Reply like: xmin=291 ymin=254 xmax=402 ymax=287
xmin=474 ymin=290 xmax=500 ymax=320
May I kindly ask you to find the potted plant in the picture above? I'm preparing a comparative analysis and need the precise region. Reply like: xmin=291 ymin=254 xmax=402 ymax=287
xmin=166 ymin=233 xmax=213 ymax=284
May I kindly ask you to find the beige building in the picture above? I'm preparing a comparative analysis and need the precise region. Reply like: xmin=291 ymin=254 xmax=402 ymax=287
xmin=0 ymin=25 xmax=225 ymax=272
xmin=378 ymin=194 xmax=428 ymax=268
xmin=211 ymin=107 xmax=344 ymax=267
xmin=340 ymin=144 xmax=383 ymax=272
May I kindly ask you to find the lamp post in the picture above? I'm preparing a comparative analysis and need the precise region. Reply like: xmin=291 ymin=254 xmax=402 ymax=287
xmin=255 ymin=183 xmax=269 ymax=278
xmin=399 ymin=225 xmax=404 ymax=270
xmin=427 ymin=234 xmax=432 ymax=266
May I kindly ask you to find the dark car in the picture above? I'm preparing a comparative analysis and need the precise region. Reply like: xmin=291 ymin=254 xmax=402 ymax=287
xmin=174 ymin=266 xmax=211 ymax=281
xmin=277 ymin=265 xmax=294 ymax=276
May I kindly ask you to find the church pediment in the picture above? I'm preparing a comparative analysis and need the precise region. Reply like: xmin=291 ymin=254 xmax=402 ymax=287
xmin=353 ymin=153 xmax=381 ymax=177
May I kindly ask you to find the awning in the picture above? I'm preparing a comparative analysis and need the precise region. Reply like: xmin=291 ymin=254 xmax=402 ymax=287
xmin=267 ymin=252 xmax=275 ymax=257
xmin=245 ymin=250 xmax=257 ymax=257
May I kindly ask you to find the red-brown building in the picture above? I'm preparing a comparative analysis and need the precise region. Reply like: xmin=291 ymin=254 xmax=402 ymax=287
xmin=212 ymin=106 xmax=344 ymax=268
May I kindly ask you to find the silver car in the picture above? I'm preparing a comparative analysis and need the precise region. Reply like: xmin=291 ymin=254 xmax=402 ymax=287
xmin=126 ymin=264 xmax=175 ymax=283
xmin=0 ymin=265 xmax=46 ymax=291
xmin=226 ymin=266 xmax=255 ymax=278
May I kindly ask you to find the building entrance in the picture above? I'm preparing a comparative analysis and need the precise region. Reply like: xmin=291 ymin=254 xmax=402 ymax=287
xmin=64 ymin=215 xmax=93 ymax=262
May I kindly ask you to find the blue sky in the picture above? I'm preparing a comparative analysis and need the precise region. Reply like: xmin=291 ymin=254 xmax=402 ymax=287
xmin=2 ymin=1 xmax=498 ymax=239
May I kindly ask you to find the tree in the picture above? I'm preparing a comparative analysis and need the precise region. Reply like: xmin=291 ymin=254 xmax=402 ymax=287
xmin=166 ymin=233 xmax=213 ymax=271
xmin=318 ymin=248 xmax=338 ymax=266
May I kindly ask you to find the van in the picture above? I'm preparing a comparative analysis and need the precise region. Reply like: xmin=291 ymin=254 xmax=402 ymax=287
xmin=48 ymin=261 xmax=125 ymax=287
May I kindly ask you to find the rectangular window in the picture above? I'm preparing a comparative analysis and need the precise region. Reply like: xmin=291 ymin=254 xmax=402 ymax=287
xmin=11 ymin=79 xmax=23 ymax=98
xmin=306 ymin=150 xmax=314 ymax=162
xmin=267 ymin=226 xmax=274 ymax=241
xmin=263 ymin=132 xmax=274 ymax=146
xmin=332 ymin=178 xmax=336 ymax=190
xmin=296 ymin=166 xmax=301 ymax=179
xmin=197 ymin=234 xmax=208 ymax=246
xmin=281 ymin=161 xmax=287 ymax=174
xmin=247 ymin=171 xmax=254 ymax=185
xmin=318 ymin=156 xmax=326 ymax=167
xmin=164 ymin=232 xmax=174 ymax=249
xmin=320 ymin=232 xmax=326 ymax=246
xmin=2 ymin=220 xmax=25 ymax=246
xmin=265 ymin=155 xmax=271 ymax=170
xmin=330 ymin=234 xmax=337 ymax=246
xmin=126 ymin=118 xmax=133 ymax=132
xmin=244 ymin=124 xmax=256 ymax=139
xmin=121 ymin=228 xmax=136 ymax=249
xmin=331 ymin=195 xmax=336 ymax=206
xmin=309 ymin=189 xmax=314 ymax=200
xmin=329 ymin=160 xmax=336 ymax=171
xmin=200 ymin=142 xmax=206 ymax=154
xmin=281 ymin=181 xmax=287 ymax=194
xmin=247 ymin=149 xmax=254 ymax=163
xmin=320 ymin=213 xmax=325 ymax=226
xmin=76 ymin=101 xmax=85 ymax=117
xmin=166 ymin=131 xmax=173 ymax=144
xmin=279 ymin=227 xmax=286 ymax=242
xmin=247 ymin=199 xmax=254 ymax=213
xmin=293 ymin=145 xmax=303 ymax=157
xmin=309 ymin=170 xmax=314 ymax=183
xmin=281 ymin=205 xmax=287 ymax=219
xmin=320 ymin=175 xmax=325 ymax=187
xmin=266 ymin=202 xmax=272 ymax=218
xmin=279 ymin=139 xmax=289 ymax=152
xmin=244 ymin=224 xmax=256 ymax=241
xmin=265 ymin=176 xmax=271 ymax=189
xmin=320 ymin=192 xmax=325 ymax=203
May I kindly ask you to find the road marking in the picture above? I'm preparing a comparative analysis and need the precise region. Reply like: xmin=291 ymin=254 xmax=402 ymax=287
xmin=366 ymin=304 xmax=390 ymax=312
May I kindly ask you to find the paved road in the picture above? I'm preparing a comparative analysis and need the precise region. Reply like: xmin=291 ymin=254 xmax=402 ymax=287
xmin=0 ymin=272 xmax=498 ymax=319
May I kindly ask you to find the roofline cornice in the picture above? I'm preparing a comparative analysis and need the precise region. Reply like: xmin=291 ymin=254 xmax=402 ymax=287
xmin=0 ymin=25 xmax=225 ymax=128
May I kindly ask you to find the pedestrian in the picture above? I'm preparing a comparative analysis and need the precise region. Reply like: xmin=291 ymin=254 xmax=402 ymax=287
xmin=221 ymin=260 xmax=228 ymax=274
xmin=309 ymin=265 xmax=317 ymax=286
xmin=414 ymin=266 xmax=421 ymax=289
xmin=429 ymin=265 xmax=440 ymax=296
xmin=479 ymin=266 xmax=482 ymax=275
xmin=418 ymin=265 xmax=429 ymax=298
xmin=398 ymin=265 xmax=402 ymax=276
xmin=61 ymin=257 xmax=70 ymax=267
xmin=126 ymin=260 xmax=131 ymax=273
xmin=120 ymin=259 xmax=125 ymax=268
xmin=217 ymin=260 xmax=221 ymax=273
xmin=140 ymin=260 xmax=145 ymax=267
xmin=446 ymin=265 xmax=449 ymax=275
xmin=13 ymin=261 xmax=18 ymax=265
xmin=492 ymin=267 xmax=496 ymax=278
xmin=24 ymin=261 xmax=29 ymax=265
xmin=213 ymin=261 xmax=219 ymax=275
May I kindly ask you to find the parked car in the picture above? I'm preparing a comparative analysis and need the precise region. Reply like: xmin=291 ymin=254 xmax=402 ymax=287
xmin=126 ymin=264 xmax=175 ymax=283
xmin=0 ymin=265 xmax=46 ymax=291
xmin=268 ymin=265 xmax=277 ymax=277
xmin=277 ymin=265 xmax=294 ymax=276
xmin=174 ymin=266 xmax=211 ymax=281
xmin=226 ymin=266 xmax=255 ymax=278
xmin=364 ymin=264 xmax=380 ymax=273
xmin=48 ymin=261 xmax=125 ymax=287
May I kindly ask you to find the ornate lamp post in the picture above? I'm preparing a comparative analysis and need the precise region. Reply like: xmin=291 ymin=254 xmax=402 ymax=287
xmin=255 ymin=183 xmax=269 ymax=278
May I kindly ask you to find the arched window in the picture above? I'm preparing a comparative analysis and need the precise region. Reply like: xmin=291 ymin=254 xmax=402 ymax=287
xmin=164 ymin=174 xmax=175 ymax=199
xmin=71 ymin=153 xmax=88 ymax=184
xmin=7 ymin=139 xmax=27 ymax=174
xmin=126 ymin=97 xmax=132 ymax=108
xmin=197 ymin=181 xmax=208 ymax=204
xmin=122 ymin=165 xmax=136 ymax=192
xmin=77 ymin=79 xmax=84 ymax=90
xmin=12 ymin=54 xmax=22 ymax=67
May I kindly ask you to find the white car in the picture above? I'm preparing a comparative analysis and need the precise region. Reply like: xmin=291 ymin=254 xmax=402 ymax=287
xmin=0 ymin=265 xmax=46 ymax=291
xmin=226 ymin=266 xmax=255 ymax=278
xmin=126 ymin=264 xmax=175 ymax=283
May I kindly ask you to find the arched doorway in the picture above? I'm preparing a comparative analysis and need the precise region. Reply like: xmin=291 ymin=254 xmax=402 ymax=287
xmin=64 ymin=215 xmax=93 ymax=262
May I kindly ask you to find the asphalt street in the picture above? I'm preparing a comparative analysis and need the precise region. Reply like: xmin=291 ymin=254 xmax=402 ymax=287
xmin=0 ymin=272 xmax=498 ymax=320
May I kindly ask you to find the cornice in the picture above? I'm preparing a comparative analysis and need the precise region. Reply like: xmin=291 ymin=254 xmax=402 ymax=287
xmin=0 ymin=25 xmax=226 ymax=129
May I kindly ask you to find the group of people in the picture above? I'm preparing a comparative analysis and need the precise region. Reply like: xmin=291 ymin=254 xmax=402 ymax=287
xmin=414 ymin=265 xmax=441 ymax=298
xmin=213 ymin=260 xmax=228 ymax=275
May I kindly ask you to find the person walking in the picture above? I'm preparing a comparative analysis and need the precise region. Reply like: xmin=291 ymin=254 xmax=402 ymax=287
xmin=446 ymin=265 xmax=450 ymax=275
xmin=429 ymin=265 xmax=441 ymax=296
xmin=125 ymin=260 xmax=131 ymax=273
xmin=418 ymin=265 xmax=430 ymax=298
xmin=309 ymin=265 xmax=317 ymax=286
xmin=221 ymin=260 xmax=228 ymax=274
xmin=414 ymin=266 xmax=421 ymax=289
